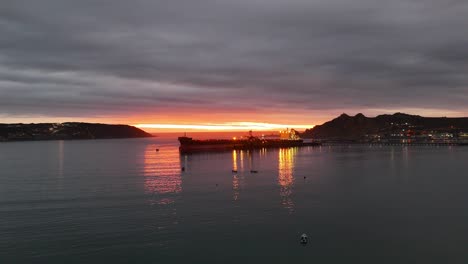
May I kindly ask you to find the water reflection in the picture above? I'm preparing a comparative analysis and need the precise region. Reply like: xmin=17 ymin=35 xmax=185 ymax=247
xmin=240 ymin=150 xmax=244 ymax=171
xmin=143 ymin=145 xmax=182 ymax=205
xmin=232 ymin=150 xmax=238 ymax=171
xmin=278 ymin=148 xmax=297 ymax=212
xmin=58 ymin=140 xmax=64 ymax=178
xmin=55 ymin=140 xmax=65 ymax=190
xmin=233 ymin=174 xmax=240 ymax=201
xmin=232 ymin=150 xmax=242 ymax=201
xmin=182 ymin=154 xmax=188 ymax=171
xmin=247 ymin=150 xmax=255 ymax=169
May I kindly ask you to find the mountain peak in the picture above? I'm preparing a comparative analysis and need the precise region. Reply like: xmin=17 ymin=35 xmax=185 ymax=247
xmin=302 ymin=112 xmax=468 ymax=140
xmin=391 ymin=112 xmax=418 ymax=118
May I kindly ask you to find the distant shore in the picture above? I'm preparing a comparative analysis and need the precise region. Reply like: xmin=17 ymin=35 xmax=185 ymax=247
xmin=0 ymin=123 xmax=153 ymax=142
xmin=301 ymin=112 xmax=468 ymax=144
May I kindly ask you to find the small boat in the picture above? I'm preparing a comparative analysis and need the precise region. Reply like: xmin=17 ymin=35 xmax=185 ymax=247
xmin=250 ymin=170 xmax=258 ymax=173
xmin=300 ymin=234 xmax=308 ymax=245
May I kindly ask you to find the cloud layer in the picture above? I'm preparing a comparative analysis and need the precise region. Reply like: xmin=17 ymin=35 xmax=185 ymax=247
xmin=1 ymin=0 xmax=468 ymax=124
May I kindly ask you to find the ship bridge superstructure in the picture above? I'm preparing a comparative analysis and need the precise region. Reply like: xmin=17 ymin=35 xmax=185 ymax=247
xmin=279 ymin=128 xmax=301 ymax=140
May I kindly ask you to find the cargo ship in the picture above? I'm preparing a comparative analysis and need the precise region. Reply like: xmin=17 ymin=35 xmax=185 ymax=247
xmin=178 ymin=129 xmax=321 ymax=153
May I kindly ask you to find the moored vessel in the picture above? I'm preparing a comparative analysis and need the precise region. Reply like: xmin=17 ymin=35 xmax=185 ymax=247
xmin=178 ymin=130 xmax=320 ymax=153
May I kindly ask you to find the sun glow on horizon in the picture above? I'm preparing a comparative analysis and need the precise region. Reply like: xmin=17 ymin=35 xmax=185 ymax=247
xmin=135 ymin=122 xmax=315 ymax=132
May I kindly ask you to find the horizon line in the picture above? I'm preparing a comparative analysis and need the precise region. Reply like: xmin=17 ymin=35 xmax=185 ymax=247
xmin=134 ymin=122 xmax=315 ymax=132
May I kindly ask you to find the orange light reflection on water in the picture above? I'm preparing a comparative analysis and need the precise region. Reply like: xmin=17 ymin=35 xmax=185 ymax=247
xmin=240 ymin=151 xmax=244 ymax=171
xmin=232 ymin=150 xmax=238 ymax=171
xmin=278 ymin=148 xmax=297 ymax=212
xmin=143 ymin=145 xmax=182 ymax=204
xmin=232 ymin=150 xmax=241 ymax=201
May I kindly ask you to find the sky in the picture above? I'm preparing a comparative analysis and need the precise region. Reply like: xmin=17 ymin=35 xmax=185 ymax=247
xmin=1 ymin=0 xmax=468 ymax=131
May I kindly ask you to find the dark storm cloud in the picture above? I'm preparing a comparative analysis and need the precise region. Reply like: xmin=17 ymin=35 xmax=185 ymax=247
xmin=1 ymin=0 xmax=468 ymax=120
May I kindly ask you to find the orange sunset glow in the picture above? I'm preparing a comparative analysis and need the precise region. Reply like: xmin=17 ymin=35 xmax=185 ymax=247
xmin=135 ymin=122 xmax=315 ymax=132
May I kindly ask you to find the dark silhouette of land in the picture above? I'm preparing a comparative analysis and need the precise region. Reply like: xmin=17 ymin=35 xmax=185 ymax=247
xmin=302 ymin=112 xmax=468 ymax=143
xmin=0 ymin=122 xmax=152 ymax=142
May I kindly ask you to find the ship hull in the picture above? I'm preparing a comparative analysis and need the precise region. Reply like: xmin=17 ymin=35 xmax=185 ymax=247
xmin=178 ymin=137 xmax=320 ymax=153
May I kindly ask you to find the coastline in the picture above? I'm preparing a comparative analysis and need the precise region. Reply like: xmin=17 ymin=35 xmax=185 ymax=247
xmin=0 ymin=123 xmax=153 ymax=142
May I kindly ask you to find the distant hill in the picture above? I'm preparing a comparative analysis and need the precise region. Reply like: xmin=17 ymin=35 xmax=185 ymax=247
xmin=302 ymin=113 xmax=468 ymax=140
xmin=0 ymin=122 xmax=153 ymax=141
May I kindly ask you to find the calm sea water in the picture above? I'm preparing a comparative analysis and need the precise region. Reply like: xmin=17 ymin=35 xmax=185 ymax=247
xmin=1 ymin=135 xmax=467 ymax=263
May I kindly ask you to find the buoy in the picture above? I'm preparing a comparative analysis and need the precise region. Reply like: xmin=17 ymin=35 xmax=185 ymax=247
xmin=181 ymin=167 xmax=185 ymax=172
xmin=156 ymin=148 xmax=159 ymax=152
xmin=300 ymin=233 xmax=308 ymax=245
xmin=303 ymin=176 xmax=307 ymax=179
